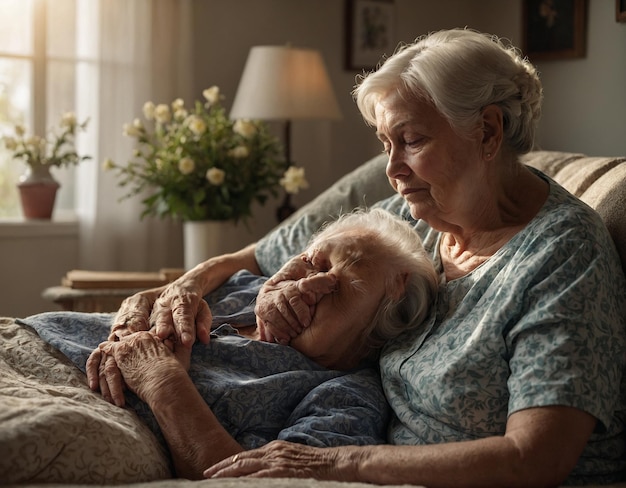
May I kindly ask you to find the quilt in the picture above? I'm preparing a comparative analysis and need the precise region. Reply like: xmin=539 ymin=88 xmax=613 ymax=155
xmin=0 ymin=271 xmax=388 ymax=484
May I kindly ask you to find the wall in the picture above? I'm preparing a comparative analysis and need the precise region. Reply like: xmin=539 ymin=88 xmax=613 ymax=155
xmin=0 ymin=220 xmax=79 ymax=317
xmin=191 ymin=0 xmax=626 ymax=248
xmin=5 ymin=0 xmax=623 ymax=316
xmin=476 ymin=0 xmax=626 ymax=157
xmin=190 ymin=0 xmax=480 ymax=247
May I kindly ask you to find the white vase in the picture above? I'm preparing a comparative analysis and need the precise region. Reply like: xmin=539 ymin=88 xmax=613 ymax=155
xmin=182 ymin=220 xmax=240 ymax=270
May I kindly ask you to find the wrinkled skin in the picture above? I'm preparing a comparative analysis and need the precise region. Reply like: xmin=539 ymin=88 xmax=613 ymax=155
xmin=87 ymin=277 xmax=213 ymax=406
xmin=254 ymin=254 xmax=337 ymax=344
xmin=203 ymin=440 xmax=351 ymax=481
xmin=98 ymin=330 xmax=191 ymax=405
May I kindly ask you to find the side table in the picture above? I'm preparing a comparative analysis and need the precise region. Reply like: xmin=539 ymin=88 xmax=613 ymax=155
xmin=42 ymin=268 xmax=185 ymax=313
xmin=42 ymin=286 xmax=144 ymax=313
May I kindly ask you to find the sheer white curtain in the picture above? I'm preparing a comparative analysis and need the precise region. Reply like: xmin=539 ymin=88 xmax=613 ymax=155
xmin=75 ymin=0 xmax=192 ymax=271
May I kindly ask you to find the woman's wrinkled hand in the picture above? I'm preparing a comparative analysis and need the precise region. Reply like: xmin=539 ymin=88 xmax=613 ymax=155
xmin=85 ymin=289 xmax=158 ymax=405
xmin=98 ymin=331 xmax=188 ymax=406
xmin=203 ymin=440 xmax=352 ymax=481
xmin=255 ymin=268 xmax=336 ymax=344
xmin=86 ymin=279 xmax=211 ymax=405
xmin=108 ymin=289 xmax=159 ymax=340
xmin=149 ymin=279 xmax=213 ymax=347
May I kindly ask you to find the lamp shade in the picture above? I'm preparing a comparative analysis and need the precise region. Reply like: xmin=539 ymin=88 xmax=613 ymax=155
xmin=230 ymin=45 xmax=342 ymax=121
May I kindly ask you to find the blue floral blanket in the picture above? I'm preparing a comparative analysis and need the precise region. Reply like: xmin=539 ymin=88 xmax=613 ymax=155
xmin=17 ymin=270 xmax=389 ymax=451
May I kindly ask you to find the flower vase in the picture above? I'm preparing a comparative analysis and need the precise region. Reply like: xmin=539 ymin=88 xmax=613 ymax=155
xmin=17 ymin=164 xmax=60 ymax=220
xmin=183 ymin=220 xmax=240 ymax=270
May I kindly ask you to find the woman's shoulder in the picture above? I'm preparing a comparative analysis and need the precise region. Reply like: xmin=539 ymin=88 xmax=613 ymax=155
xmin=531 ymin=171 xmax=614 ymax=245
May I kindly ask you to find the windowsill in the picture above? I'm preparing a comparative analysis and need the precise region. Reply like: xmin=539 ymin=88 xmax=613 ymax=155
xmin=0 ymin=212 xmax=79 ymax=238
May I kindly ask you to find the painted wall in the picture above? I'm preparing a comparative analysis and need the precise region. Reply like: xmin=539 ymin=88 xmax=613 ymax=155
xmin=7 ymin=0 xmax=623 ymax=317
xmin=476 ymin=0 xmax=626 ymax=156
xmin=191 ymin=0 xmax=626 ymax=247
xmin=190 ymin=0 xmax=481 ymax=244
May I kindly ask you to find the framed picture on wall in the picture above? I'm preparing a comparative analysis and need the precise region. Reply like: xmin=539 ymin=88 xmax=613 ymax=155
xmin=345 ymin=0 xmax=395 ymax=71
xmin=617 ymin=0 xmax=626 ymax=22
xmin=522 ymin=0 xmax=588 ymax=61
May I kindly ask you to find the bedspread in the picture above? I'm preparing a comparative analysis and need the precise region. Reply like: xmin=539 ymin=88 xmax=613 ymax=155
xmin=0 ymin=271 xmax=388 ymax=484
xmin=0 ymin=316 xmax=172 ymax=483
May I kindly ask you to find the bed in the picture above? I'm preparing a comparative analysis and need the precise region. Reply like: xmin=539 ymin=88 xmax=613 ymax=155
xmin=2 ymin=150 xmax=626 ymax=487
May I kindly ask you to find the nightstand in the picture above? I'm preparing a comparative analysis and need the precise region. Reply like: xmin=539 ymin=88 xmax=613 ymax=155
xmin=42 ymin=268 xmax=184 ymax=313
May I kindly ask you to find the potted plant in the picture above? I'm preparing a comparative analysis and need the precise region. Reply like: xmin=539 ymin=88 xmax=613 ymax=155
xmin=103 ymin=86 xmax=308 ymax=268
xmin=3 ymin=112 xmax=90 ymax=219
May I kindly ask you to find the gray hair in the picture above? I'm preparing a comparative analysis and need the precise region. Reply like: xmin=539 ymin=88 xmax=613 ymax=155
xmin=310 ymin=208 xmax=438 ymax=360
xmin=353 ymin=28 xmax=543 ymax=154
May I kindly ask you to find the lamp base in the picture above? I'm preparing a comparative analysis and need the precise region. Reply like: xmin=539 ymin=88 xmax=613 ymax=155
xmin=276 ymin=193 xmax=296 ymax=222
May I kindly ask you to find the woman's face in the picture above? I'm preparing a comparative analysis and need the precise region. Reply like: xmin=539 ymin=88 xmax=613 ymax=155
xmin=288 ymin=228 xmax=387 ymax=370
xmin=375 ymin=91 xmax=485 ymax=230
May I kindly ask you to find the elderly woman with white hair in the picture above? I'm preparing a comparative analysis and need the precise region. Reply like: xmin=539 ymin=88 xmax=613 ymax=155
xmin=78 ymin=208 xmax=437 ymax=479
xmin=89 ymin=28 xmax=626 ymax=487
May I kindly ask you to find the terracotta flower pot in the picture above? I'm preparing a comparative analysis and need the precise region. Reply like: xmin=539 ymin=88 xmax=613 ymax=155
xmin=17 ymin=164 xmax=60 ymax=220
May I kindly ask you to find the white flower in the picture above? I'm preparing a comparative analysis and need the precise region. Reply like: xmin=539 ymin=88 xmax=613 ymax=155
xmin=178 ymin=157 xmax=195 ymax=175
xmin=233 ymin=119 xmax=256 ymax=139
xmin=60 ymin=111 xmax=77 ymax=129
xmin=187 ymin=115 xmax=206 ymax=136
xmin=206 ymin=167 xmax=225 ymax=185
xmin=15 ymin=124 xmax=25 ymax=137
xmin=174 ymin=108 xmax=188 ymax=121
xmin=154 ymin=104 xmax=171 ymax=124
xmin=203 ymin=86 xmax=220 ymax=106
xmin=143 ymin=101 xmax=156 ymax=120
xmin=26 ymin=135 xmax=41 ymax=148
xmin=280 ymin=166 xmax=309 ymax=194
xmin=171 ymin=98 xmax=185 ymax=112
xmin=155 ymin=158 xmax=164 ymax=171
xmin=3 ymin=136 xmax=17 ymax=151
xmin=102 ymin=158 xmax=115 ymax=171
xmin=122 ymin=122 xmax=141 ymax=138
xmin=228 ymin=145 xmax=249 ymax=159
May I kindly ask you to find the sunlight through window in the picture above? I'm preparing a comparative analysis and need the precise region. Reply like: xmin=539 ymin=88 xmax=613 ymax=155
xmin=0 ymin=0 xmax=81 ymax=218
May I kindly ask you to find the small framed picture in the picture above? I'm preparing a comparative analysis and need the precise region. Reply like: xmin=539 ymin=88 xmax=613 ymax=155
xmin=617 ymin=0 xmax=626 ymax=22
xmin=522 ymin=0 xmax=588 ymax=61
xmin=345 ymin=0 xmax=396 ymax=71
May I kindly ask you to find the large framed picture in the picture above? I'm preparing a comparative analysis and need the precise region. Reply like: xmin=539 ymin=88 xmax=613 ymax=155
xmin=522 ymin=0 xmax=588 ymax=61
xmin=345 ymin=0 xmax=395 ymax=71
xmin=617 ymin=0 xmax=626 ymax=22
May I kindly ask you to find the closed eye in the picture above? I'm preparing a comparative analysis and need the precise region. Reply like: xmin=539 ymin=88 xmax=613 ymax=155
xmin=349 ymin=278 xmax=368 ymax=295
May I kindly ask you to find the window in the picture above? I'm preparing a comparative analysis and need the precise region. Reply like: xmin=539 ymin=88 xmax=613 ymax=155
xmin=0 ymin=0 xmax=80 ymax=218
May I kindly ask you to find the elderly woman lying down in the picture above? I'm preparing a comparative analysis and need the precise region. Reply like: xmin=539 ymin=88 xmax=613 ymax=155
xmin=16 ymin=208 xmax=438 ymax=481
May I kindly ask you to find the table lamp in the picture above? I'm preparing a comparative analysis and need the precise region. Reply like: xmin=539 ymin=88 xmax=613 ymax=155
xmin=230 ymin=45 xmax=342 ymax=221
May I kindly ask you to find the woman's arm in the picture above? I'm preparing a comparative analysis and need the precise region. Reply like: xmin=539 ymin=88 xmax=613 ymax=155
xmin=87 ymin=243 xmax=260 ymax=405
xmin=204 ymin=405 xmax=596 ymax=488
xmin=101 ymin=332 xmax=243 ymax=479
xmin=149 ymin=243 xmax=261 ymax=346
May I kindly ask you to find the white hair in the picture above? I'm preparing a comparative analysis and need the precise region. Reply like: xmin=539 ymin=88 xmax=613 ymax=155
xmin=353 ymin=28 xmax=543 ymax=154
xmin=311 ymin=208 xmax=439 ymax=358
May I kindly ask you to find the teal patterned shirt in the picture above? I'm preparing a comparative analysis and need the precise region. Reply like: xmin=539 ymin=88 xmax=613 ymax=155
xmin=378 ymin=172 xmax=626 ymax=484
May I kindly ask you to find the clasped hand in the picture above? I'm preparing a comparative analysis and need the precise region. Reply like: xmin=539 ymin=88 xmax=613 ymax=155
xmin=86 ymin=279 xmax=211 ymax=406
xmin=86 ymin=255 xmax=336 ymax=406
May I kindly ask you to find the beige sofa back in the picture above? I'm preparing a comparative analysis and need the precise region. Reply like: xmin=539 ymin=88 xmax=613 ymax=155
xmin=523 ymin=151 xmax=626 ymax=274
xmin=271 ymin=150 xmax=626 ymax=276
